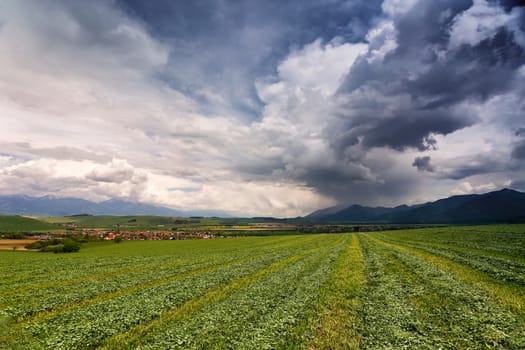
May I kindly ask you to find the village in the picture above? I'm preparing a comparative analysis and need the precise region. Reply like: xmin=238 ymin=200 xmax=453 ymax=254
xmin=28 ymin=227 xmax=222 ymax=241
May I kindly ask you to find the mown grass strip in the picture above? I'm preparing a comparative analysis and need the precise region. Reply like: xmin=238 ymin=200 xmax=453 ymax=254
xmin=139 ymin=241 xmax=345 ymax=350
xmin=381 ymin=237 xmax=525 ymax=264
xmin=0 ymin=254 xmax=269 ymax=346
xmin=0 ymin=236 xmax=307 ymax=294
xmin=0 ymin=258 xmax=190 ymax=297
xmin=358 ymin=234 xmax=524 ymax=349
xmin=22 ymin=254 xmax=264 ymax=324
xmin=369 ymin=235 xmax=525 ymax=318
xmin=3 ymin=237 xmax=321 ymax=319
xmin=97 ymin=244 xmax=330 ymax=350
xmin=308 ymin=233 xmax=365 ymax=350
xmin=0 ymin=236 xmax=303 ymax=287
xmin=0 ymin=255 xmax=146 ymax=286
xmin=5 ymin=254 xmax=297 ymax=349
xmin=357 ymin=234 xmax=429 ymax=349
xmin=377 ymin=236 xmax=525 ymax=285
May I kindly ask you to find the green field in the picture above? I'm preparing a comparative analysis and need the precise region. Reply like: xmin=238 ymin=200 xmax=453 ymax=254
xmin=1 ymin=225 xmax=524 ymax=349
xmin=0 ymin=215 xmax=59 ymax=232
xmin=42 ymin=215 xmax=293 ymax=232
xmin=43 ymin=215 xmax=211 ymax=230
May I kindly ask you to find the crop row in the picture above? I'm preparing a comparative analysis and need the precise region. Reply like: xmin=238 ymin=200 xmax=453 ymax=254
xmin=4 ymin=252 xmax=291 ymax=349
xmin=376 ymin=225 xmax=525 ymax=258
xmin=307 ymin=233 xmax=366 ymax=350
xmin=384 ymin=238 xmax=524 ymax=285
xmin=4 ymin=226 xmax=523 ymax=349
xmin=1 ymin=234 xmax=345 ymax=349
xmin=0 ymin=235 xmax=313 ymax=291
xmin=358 ymin=234 xmax=524 ymax=349
xmin=132 ymin=237 xmax=347 ymax=349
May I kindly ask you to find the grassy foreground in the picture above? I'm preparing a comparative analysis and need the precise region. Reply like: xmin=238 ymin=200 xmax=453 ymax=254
xmin=1 ymin=225 xmax=524 ymax=349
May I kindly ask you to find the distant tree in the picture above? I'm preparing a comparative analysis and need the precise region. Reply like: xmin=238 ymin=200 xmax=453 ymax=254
xmin=25 ymin=238 xmax=81 ymax=253
xmin=3 ymin=232 xmax=27 ymax=239
xmin=61 ymin=240 xmax=81 ymax=252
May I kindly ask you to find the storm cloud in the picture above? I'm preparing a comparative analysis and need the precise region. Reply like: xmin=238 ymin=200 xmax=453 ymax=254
xmin=0 ymin=0 xmax=524 ymax=215
xmin=329 ymin=0 xmax=522 ymax=203
xmin=512 ymin=140 xmax=525 ymax=160
xmin=413 ymin=156 xmax=435 ymax=173
xmin=333 ymin=0 xmax=523 ymax=154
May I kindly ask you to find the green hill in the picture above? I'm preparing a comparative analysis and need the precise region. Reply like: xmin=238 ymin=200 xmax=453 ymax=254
xmin=0 ymin=215 xmax=59 ymax=232
xmin=47 ymin=215 xmax=220 ymax=230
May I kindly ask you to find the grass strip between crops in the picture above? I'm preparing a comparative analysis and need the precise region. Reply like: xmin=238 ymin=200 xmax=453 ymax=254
xmin=16 ymin=254 xmax=273 ymax=328
xmin=141 ymin=240 xmax=346 ymax=349
xmin=96 ymin=241 xmax=339 ymax=350
xmin=0 ymin=258 xmax=192 ymax=298
xmin=358 ymin=234 xmax=524 ymax=349
xmin=0 ymin=236 xmax=307 ymax=292
xmin=369 ymin=235 xmax=525 ymax=318
xmin=1 ymin=238 xmax=300 ymax=297
xmin=308 ymin=233 xmax=365 ymax=350
xmin=378 ymin=237 xmax=525 ymax=264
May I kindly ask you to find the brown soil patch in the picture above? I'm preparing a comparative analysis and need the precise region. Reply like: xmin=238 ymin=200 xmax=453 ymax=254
xmin=0 ymin=239 xmax=37 ymax=251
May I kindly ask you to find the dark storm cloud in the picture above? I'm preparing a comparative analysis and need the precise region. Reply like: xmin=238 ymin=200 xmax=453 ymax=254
xmin=331 ymin=110 xmax=471 ymax=155
xmin=512 ymin=140 xmax=525 ymax=159
xmin=360 ymin=110 xmax=474 ymax=151
xmin=334 ymin=0 xmax=524 ymax=154
xmin=511 ymin=127 xmax=525 ymax=161
xmin=497 ymin=0 xmax=525 ymax=11
xmin=116 ymin=0 xmax=383 ymax=119
xmin=440 ymin=163 xmax=500 ymax=180
xmin=510 ymin=179 xmax=525 ymax=192
xmin=402 ymin=30 xmax=523 ymax=109
xmin=118 ymin=0 xmax=382 ymax=45
xmin=302 ymin=166 xmax=422 ymax=207
xmin=516 ymin=127 xmax=525 ymax=136
xmin=413 ymin=156 xmax=435 ymax=172
xmin=123 ymin=0 xmax=524 ymax=208
xmin=431 ymin=152 xmax=511 ymax=180
xmin=3 ymin=0 xmax=525 ymax=214
xmin=283 ymin=0 xmax=525 ymax=205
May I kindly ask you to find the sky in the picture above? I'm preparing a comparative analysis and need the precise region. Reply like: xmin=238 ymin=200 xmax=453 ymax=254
xmin=0 ymin=0 xmax=524 ymax=217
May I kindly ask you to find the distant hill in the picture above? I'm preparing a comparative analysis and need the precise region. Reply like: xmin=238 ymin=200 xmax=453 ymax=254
xmin=307 ymin=204 xmax=413 ymax=223
xmin=307 ymin=188 xmax=525 ymax=224
xmin=0 ymin=195 xmax=226 ymax=217
xmin=0 ymin=215 xmax=58 ymax=231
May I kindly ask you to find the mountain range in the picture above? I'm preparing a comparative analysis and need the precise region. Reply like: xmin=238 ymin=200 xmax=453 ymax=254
xmin=307 ymin=188 xmax=525 ymax=224
xmin=0 ymin=195 xmax=227 ymax=217
xmin=1 ymin=189 xmax=524 ymax=223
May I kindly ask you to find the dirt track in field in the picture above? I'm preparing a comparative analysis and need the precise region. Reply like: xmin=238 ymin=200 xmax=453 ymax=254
xmin=0 ymin=239 xmax=37 ymax=251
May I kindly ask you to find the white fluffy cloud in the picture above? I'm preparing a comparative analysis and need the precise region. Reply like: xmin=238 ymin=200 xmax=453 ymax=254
xmin=448 ymin=0 xmax=519 ymax=49
xmin=449 ymin=181 xmax=500 ymax=196
xmin=381 ymin=0 xmax=418 ymax=17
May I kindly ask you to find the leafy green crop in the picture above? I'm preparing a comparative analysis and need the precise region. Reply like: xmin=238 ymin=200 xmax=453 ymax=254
xmin=1 ymin=225 xmax=524 ymax=349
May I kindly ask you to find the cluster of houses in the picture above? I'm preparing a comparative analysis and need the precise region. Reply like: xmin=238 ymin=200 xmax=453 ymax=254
xmin=29 ymin=228 xmax=221 ymax=241
xmin=104 ymin=230 xmax=219 ymax=240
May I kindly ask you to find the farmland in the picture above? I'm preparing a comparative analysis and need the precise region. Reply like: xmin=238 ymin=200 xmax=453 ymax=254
xmin=1 ymin=225 xmax=524 ymax=349
xmin=0 ymin=239 xmax=36 ymax=251
xmin=0 ymin=216 xmax=59 ymax=232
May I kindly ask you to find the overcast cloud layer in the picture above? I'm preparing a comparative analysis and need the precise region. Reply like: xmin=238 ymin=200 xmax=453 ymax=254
xmin=0 ymin=0 xmax=524 ymax=217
